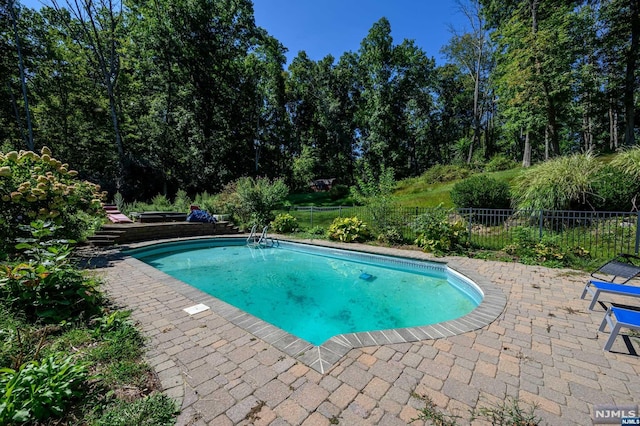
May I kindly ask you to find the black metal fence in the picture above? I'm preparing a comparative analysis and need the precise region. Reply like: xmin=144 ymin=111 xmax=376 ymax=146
xmin=283 ymin=206 xmax=640 ymax=260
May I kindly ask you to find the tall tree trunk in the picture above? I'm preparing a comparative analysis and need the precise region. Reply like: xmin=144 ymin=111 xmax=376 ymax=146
xmin=544 ymin=126 xmax=549 ymax=160
xmin=624 ymin=0 xmax=640 ymax=145
xmin=8 ymin=0 xmax=34 ymax=151
xmin=6 ymin=80 xmax=26 ymax=145
xmin=609 ymin=97 xmax=619 ymax=150
xmin=522 ymin=131 xmax=532 ymax=167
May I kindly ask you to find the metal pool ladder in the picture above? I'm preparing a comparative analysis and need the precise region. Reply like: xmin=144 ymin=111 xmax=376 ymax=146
xmin=247 ymin=225 xmax=278 ymax=247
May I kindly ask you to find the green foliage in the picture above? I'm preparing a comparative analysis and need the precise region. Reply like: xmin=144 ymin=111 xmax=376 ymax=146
xmin=0 ymin=311 xmax=41 ymax=371
xmin=451 ymin=175 xmax=511 ymax=209
xmin=113 ymin=192 xmax=125 ymax=211
xmin=411 ymin=206 xmax=468 ymax=254
xmin=376 ymin=227 xmax=406 ymax=245
xmin=173 ymin=189 xmax=192 ymax=213
xmin=511 ymin=152 xmax=601 ymax=211
xmin=327 ymin=217 xmax=371 ymax=243
xmin=589 ymin=164 xmax=640 ymax=211
xmin=150 ymin=194 xmax=172 ymax=211
xmin=610 ymin=146 xmax=640 ymax=180
xmin=270 ymin=213 xmax=299 ymax=233
xmin=0 ymin=354 xmax=89 ymax=424
xmin=307 ymin=225 xmax=327 ymax=236
xmin=328 ymin=184 xmax=350 ymax=201
xmin=413 ymin=393 xmax=542 ymax=426
xmin=193 ymin=191 xmax=219 ymax=214
xmin=421 ymin=164 xmax=472 ymax=184
xmin=485 ymin=154 xmax=518 ymax=172
xmin=351 ymin=163 xmax=396 ymax=203
xmin=91 ymin=392 xmax=178 ymax=426
xmin=89 ymin=313 xmax=143 ymax=364
xmin=0 ymin=147 xmax=104 ymax=254
xmin=503 ymin=227 xmax=590 ymax=267
xmin=0 ymin=222 xmax=103 ymax=323
xmin=217 ymin=177 xmax=289 ymax=228
xmin=292 ymin=146 xmax=317 ymax=192
xmin=351 ymin=164 xmax=401 ymax=237
xmin=91 ymin=310 xmax=135 ymax=337
xmin=412 ymin=394 xmax=461 ymax=425
xmin=470 ymin=397 xmax=542 ymax=425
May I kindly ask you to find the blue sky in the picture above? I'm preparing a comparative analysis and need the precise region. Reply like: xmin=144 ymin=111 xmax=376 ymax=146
xmin=252 ymin=0 xmax=467 ymax=65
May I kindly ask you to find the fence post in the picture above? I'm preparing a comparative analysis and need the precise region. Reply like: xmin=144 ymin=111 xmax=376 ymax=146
xmin=635 ymin=212 xmax=640 ymax=255
xmin=539 ymin=210 xmax=544 ymax=240
xmin=310 ymin=206 xmax=313 ymax=229
xmin=467 ymin=208 xmax=473 ymax=242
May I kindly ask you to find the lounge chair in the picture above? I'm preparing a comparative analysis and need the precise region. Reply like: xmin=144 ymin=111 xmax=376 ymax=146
xmin=581 ymin=280 xmax=640 ymax=310
xmin=104 ymin=204 xmax=133 ymax=224
xmin=599 ymin=306 xmax=640 ymax=351
xmin=590 ymin=254 xmax=640 ymax=284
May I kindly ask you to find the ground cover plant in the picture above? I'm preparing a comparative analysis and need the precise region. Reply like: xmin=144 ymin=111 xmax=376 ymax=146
xmin=327 ymin=216 xmax=372 ymax=242
xmin=0 ymin=148 xmax=178 ymax=425
xmin=0 ymin=224 xmax=178 ymax=425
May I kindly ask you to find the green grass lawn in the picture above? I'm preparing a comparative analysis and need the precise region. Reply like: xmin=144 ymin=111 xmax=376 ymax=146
xmin=287 ymin=167 xmax=524 ymax=208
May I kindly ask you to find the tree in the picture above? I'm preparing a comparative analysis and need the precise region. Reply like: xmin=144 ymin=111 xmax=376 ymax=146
xmin=483 ymin=0 xmax=576 ymax=166
xmin=7 ymin=0 xmax=34 ymax=150
xmin=598 ymin=0 xmax=640 ymax=147
xmin=356 ymin=18 xmax=435 ymax=178
xmin=442 ymin=0 xmax=493 ymax=163
xmin=50 ymin=0 xmax=126 ymax=189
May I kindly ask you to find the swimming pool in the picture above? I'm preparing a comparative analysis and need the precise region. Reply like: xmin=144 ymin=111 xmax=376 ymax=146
xmin=128 ymin=239 xmax=482 ymax=345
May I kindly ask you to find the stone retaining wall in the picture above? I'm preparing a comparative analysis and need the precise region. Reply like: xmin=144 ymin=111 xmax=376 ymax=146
xmin=101 ymin=222 xmax=236 ymax=244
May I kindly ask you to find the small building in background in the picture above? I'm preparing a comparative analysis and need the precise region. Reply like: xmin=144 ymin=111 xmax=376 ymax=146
xmin=310 ymin=178 xmax=336 ymax=192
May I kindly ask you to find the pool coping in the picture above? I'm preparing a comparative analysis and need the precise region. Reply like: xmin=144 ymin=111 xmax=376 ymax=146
xmin=118 ymin=236 xmax=507 ymax=374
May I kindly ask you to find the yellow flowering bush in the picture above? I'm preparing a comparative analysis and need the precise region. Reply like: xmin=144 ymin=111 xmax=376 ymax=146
xmin=0 ymin=147 xmax=105 ymax=253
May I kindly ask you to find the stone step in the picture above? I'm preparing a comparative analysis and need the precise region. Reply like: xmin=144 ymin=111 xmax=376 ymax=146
xmin=88 ymin=238 xmax=116 ymax=246
xmin=89 ymin=219 xmax=241 ymax=246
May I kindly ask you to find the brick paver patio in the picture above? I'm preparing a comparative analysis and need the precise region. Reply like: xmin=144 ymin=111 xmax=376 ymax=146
xmin=87 ymin=238 xmax=640 ymax=425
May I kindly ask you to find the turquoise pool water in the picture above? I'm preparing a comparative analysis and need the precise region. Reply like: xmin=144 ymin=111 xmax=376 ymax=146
xmin=129 ymin=240 xmax=481 ymax=345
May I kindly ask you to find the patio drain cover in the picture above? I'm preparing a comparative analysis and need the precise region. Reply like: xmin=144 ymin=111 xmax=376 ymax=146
xmin=184 ymin=304 xmax=210 ymax=315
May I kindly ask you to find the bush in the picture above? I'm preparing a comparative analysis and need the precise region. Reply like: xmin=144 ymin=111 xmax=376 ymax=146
xmin=485 ymin=154 xmax=518 ymax=172
xmin=351 ymin=164 xmax=400 ymax=236
xmin=0 ymin=354 xmax=89 ymax=424
xmin=421 ymin=164 xmax=472 ymax=184
xmin=328 ymin=184 xmax=350 ymax=201
xmin=511 ymin=152 xmax=601 ymax=211
xmin=589 ymin=164 xmax=640 ymax=211
xmin=216 ymin=177 xmax=289 ymax=228
xmin=376 ymin=227 xmax=405 ymax=245
xmin=173 ymin=189 xmax=192 ymax=212
xmin=306 ymin=225 xmax=326 ymax=236
xmin=270 ymin=213 xmax=299 ymax=233
xmin=327 ymin=217 xmax=371 ymax=243
xmin=0 ymin=147 xmax=104 ymax=254
xmin=411 ymin=206 xmax=468 ymax=254
xmin=502 ymin=227 xmax=589 ymax=267
xmin=0 ymin=221 xmax=103 ymax=323
xmin=451 ymin=175 xmax=511 ymax=210
xmin=610 ymin=145 xmax=640 ymax=179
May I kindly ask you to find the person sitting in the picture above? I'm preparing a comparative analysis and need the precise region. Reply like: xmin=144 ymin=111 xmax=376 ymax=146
xmin=186 ymin=205 xmax=217 ymax=223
